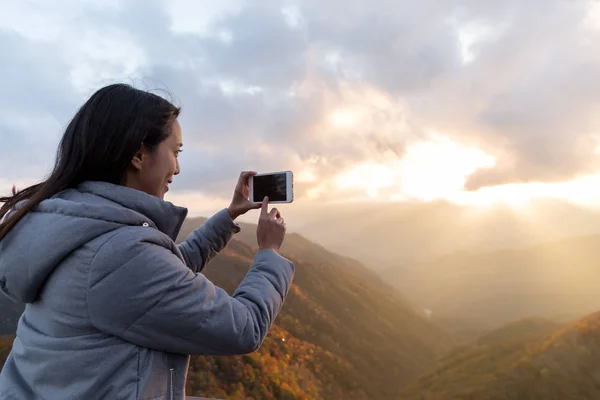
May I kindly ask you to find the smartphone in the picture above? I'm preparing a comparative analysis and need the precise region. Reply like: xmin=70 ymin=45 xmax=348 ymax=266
xmin=249 ymin=171 xmax=294 ymax=204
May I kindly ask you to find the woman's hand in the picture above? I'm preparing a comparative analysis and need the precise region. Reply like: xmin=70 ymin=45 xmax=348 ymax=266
xmin=227 ymin=171 xmax=262 ymax=220
xmin=257 ymin=196 xmax=286 ymax=252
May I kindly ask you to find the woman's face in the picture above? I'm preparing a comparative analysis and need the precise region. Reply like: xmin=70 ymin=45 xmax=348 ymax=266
xmin=127 ymin=119 xmax=183 ymax=199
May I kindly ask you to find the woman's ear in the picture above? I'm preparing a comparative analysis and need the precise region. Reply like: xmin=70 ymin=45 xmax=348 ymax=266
xmin=131 ymin=150 xmax=144 ymax=171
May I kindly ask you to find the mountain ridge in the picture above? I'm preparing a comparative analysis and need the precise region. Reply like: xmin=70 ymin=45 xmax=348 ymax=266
xmin=401 ymin=312 xmax=600 ymax=399
xmin=293 ymin=199 xmax=600 ymax=269
xmin=386 ymin=231 xmax=600 ymax=329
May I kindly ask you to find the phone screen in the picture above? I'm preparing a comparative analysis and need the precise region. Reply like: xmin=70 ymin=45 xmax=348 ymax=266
xmin=252 ymin=173 xmax=288 ymax=202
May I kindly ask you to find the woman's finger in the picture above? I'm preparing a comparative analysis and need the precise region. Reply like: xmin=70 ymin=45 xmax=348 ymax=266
xmin=269 ymin=207 xmax=280 ymax=219
xmin=261 ymin=197 xmax=269 ymax=217
xmin=237 ymin=171 xmax=256 ymax=192
xmin=241 ymin=171 xmax=256 ymax=182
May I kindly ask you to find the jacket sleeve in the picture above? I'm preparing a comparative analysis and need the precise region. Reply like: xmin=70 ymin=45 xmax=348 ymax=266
xmin=87 ymin=228 xmax=294 ymax=356
xmin=177 ymin=208 xmax=241 ymax=273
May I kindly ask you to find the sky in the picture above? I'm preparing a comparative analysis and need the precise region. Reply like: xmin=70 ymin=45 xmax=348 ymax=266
xmin=2 ymin=0 xmax=600 ymax=220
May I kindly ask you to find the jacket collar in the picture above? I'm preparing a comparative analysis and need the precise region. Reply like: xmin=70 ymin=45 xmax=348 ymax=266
xmin=77 ymin=181 xmax=188 ymax=241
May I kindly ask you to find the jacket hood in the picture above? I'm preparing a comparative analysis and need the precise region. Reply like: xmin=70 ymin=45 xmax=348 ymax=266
xmin=0 ymin=181 xmax=188 ymax=303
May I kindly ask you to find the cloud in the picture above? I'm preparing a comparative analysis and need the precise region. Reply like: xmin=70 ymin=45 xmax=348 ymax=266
xmin=460 ymin=1 xmax=600 ymax=188
xmin=1 ymin=0 xmax=600 ymax=200
xmin=401 ymin=0 xmax=600 ymax=189
xmin=0 ymin=30 xmax=77 ymax=176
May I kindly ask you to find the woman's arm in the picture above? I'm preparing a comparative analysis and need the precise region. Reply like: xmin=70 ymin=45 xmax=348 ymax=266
xmin=177 ymin=208 xmax=240 ymax=273
xmin=177 ymin=171 xmax=262 ymax=272
xmin=87 ymin=227 xmax=294 ymax=356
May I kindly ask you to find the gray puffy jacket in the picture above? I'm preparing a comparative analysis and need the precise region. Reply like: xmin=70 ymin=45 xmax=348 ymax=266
xmin=0 ymin=181 xmax=294 ymax=399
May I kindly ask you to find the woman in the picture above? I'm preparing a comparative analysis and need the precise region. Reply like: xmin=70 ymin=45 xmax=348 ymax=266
xmin=0 ymin=84 xmax=294 ymax=400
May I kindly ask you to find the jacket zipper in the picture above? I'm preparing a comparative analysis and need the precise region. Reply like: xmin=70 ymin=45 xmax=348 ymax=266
xmin=169 ymin=368 xmax=174 ymax=400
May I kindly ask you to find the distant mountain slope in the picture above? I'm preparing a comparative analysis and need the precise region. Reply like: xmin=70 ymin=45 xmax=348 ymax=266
xmin=184 ymin=232 xmax=450 ymax=399
xmin=483 ymin=311 xmax=600 ymax=400
xmin=402 ymin=312 xmax=600 ymax=400
xmin=474 ymin=318 xmax=562 ymax=347
xmin=400 ymin=317 xmax=570 ymax=399
xmin=387 ymin=234 xmax=600 ymax=329
xmin=294 ymin=199 xmax=600 ymax=269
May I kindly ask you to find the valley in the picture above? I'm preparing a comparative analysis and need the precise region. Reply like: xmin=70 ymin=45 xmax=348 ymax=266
xmin=1 ymin=216 xmax=600 ymax=399
xmin=388 ymin=234 xmax=600 ymax=330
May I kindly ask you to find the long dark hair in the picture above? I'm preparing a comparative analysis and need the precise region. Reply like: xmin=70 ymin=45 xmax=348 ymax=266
xmin=0 ymin=83 xmax=180 ymax=240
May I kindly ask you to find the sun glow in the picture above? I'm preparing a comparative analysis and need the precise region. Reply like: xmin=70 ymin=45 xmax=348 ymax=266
xmin=329 ymin=109 xmax=359 ymax=129
xmin=333 ymin=135 xmax=600 ymax=208
xmin=451 ymin=175 xmax=600 ymax=208
xmin=336 ymin=163 xmax=396 ymax=197
xmin=334 ymin=136 xmax=495 ymax=202
xmin=398 ymin=136 xmax=495 ymax=201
